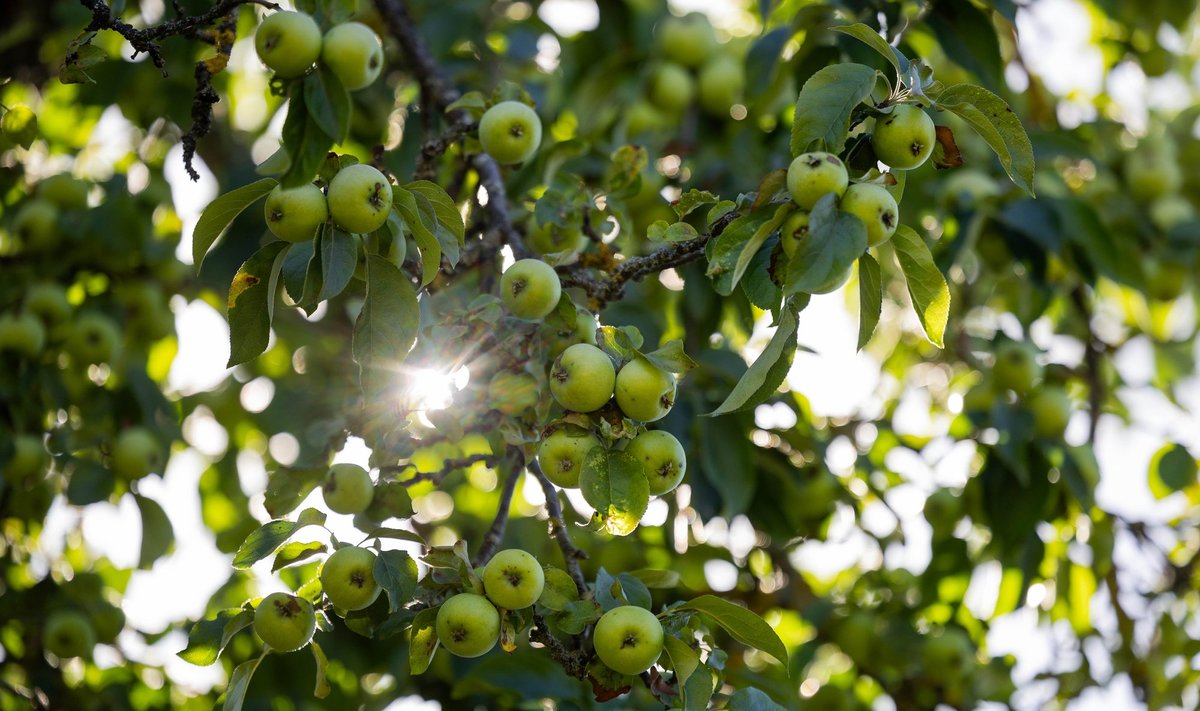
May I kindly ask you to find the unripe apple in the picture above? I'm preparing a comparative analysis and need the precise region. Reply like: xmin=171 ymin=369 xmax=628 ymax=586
xmin=482 ymin=548 xmax=545 ymax=610
xmin=327 ymin=164 xmax=393 ymax=234
xmin=478 ymin=101 xmax=542 ymax=165
xmin=921 ymin=628 xmax=974 ymax=680
xmin=871 ymin=104 xmax=936 ymax=170
xmin=24 ymin=282 xmax=73 ymax=328
xmin=117 ymin=281 xmax=174 ymax=343
xmin=1028 ymin=386 xmax=1072 ymax=439
xmin=91 ymin=602 xmax=126 ymax=644
xmin=536 ymin=426 xmax=602 ymax=488
xmin=546 ymin=308 xmax=598 ymax=359
xmin=43 ymin=610 xmax=96 ymax=658
xmin=648 ymin=63 xmax=696 ymax=114
xmin=321 ymin=22 xmax=384 ymax=91
xmin=550 ymin=343 xmax=615 ymax=413
xmin=322 ymin=463 xmax=374 ymax=514
xmin=698 ymin=54 xmax=744 ymax=117
xmin=488 ymin=370 xmax=541 ymax=415
xmin=66 ymin=313 xmax=121 ymax=365
xmin=528 ymin=220 xmax=585 ymax=256
xmin=38 ymin=173 xmax=91 ymax=210
xmin=255 ymin=11 xmax=323 ymax=79
xmin=1144 ymin=258 xmax=1189 ymax=301
xmin=786 ymin=152 xmax=849 ymax=210
xmin=264 ymin=183 xmax=328 ymax=242
xmin=1125 ymin=142 xmax=1182 ymax=202
xmin=112 ymin=427 xmax=164 ymax=480
xmin=13 ymin=199 xmax=58 ymax=251
xmin=593 ymin=605 xmax=663 ymax=675
xmin=778 ymin=211 xmax=853 ymax=294
xmin=940 ymin=169 xmax=999 ymax=210
xmin=320 ymin=546 xmax=382 ymax=611
xmin=500 ymin=258 xmax=561 ymax=320
xmin=254 ymin=592 xmax=316 ymax=652
xmin=656 ymin=14 xmax=717 ymax=68
xmin=840 ymin=183 xmax=899 ymax=248
xmin=1149 ymin=194 xmax=1195 ymax=232
xmin=924 ymin=488 xmax=962 ymax=532
xmin=0 ymin=313 xmax=46 ymax=358
xmin=1 ymin=104 xmax=37 ymax=147
xmin=626 ymin=430 xmax=686 ymax=496
xmin=991 ymin=341 xmax=1041 ymax=396
xmin=626 ymin=100 xmax=670 ymax=136
xmin=3 ymin=434 xmax=46 ymax=485
xmin=615 ymin=357 xmax=676 ymax=423
xmin=962 ymin=378 xmax=998 ymax=414
xmin=436 ymin=592 xmax=500 ymax=658
xmin=795 ymin=470 xmax=840 ymax=521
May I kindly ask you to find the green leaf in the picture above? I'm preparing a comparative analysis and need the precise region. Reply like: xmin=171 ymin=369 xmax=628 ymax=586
xmin=790 ymin=63 xmax=877 ymax=155
xmin=673 ymin=189 xmax=719 ymax=219
xmin=579 ymin=448 xmax=650 ymax=536
xmin=595 ymin=325 xmax=643 ymax=361
xmin=222 ymin=654 xmax=264 ymax=711
xmin=676 ymin=595 xmax=789 ymax=667
xmin=708 ymin=303 xmax=799 ymax=416
xmin=310 ymin=641 xmax=331 ymax=699
xmin=731 ymin=204 xmax=791 ymax=292
xmin=784 ymin=194 xmax=867 ymax=295
xmin=66 ymin=459 xmax=115 ymax=505
xmin=226 ymin=241 xmax=290 ymax=367
xmin=279 ymin=88 xmax=334 ymax=189
xmin=134 ymin=494 xmax=173 ymax=569
xmin=744 ymin=28 xmax=792 ymax=99
xmin=316 ymin=227 xmax=357 ymax=301
xmin=177 ymin=609 xmax=250 ymax=666
xmin=232 ymin=508 xmax=326 ymax=569
xmin=281 ymin=239 xmax=315 ymax=303
xmin=374 ymin=550 xmax=419 ymax=613
xmin=831 ymin=24 xmax=909 ymax=78
xmin=606 ymin=144 xmax=648 ymax=198
xmin=707 ymin=208 xmax=778 ymax=295
xmin=643 ymin=340 xmax=697 ymax=375
xmin=1067 ymin=564 xmax=1095 ymax=635
xmin=1149 ymin=444 xmax=1197 ymax=499
xmin=408 ymin=181 xmax=465 ymax=257
xmin=935 ymin=83 xmax=1035 ymax=196
xmin=663 ymin=635 xmax=701 ymax=687
xmin=925 ymin=2 xmax=1004 ymax=90
xmin=728 ymin=687 xmax=788 ymax=711
xmin=409 ymin=607 xmax=439 ymax=675
xmin=304 ymin=64 xmax=351 ymax=144
xmin=272 ymin=541 xmax=326 ymax=571
xmin=264 ymin=466 xmax=326 ymax=518
xmin=353 ymin=256 xmax=421 ymax=394
xmin=393 ymin=188 xmax=441 ymax=285
xmin=856 ymin=253 xmax=882 ymax=350
xmin=630 ymin=568 xmax=681 ymax=589
xmin=536 ymin=566 xmax=580 ymax=611
xmin=192 ymin=179 xmax=277 ymax=268
xmin=698 ymin=416 xmax=755 ymax=515
xmin=891 ymin=225 xmax=950 ymax=347
xmin=647 ymin=220 xmax=700 ymax=243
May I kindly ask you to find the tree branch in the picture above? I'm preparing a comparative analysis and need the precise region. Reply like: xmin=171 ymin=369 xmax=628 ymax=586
xmin=379 ymin=452 xmax=497 ymax=486
xmin=530 ymin=460 xmax=588 ymax=595
xmin=1070 ymin=285 xmax=1104 ymax=443
xmin=529 ymin=613 xmax=591 ymax=679
xmin=473 ymin=448 xmax=525 ymax=566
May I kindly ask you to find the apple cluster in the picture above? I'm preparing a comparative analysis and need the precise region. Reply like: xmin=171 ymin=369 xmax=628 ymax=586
xmin=254 ymin=12 xmax=384 ymax=91
xmin=963 ymin=340 xmax=1074 ymax=440
xmin=263 ymin=161 xmax=395 ymax=243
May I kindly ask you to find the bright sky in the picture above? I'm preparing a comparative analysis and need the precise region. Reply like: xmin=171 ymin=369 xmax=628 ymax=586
xmin=33 ymin=0 xmax=1200 ymax=708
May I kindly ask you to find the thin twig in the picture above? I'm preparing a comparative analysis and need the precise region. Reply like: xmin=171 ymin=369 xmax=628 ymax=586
xmin=379 ymin=453 xmax=497 ymax=486
xmin=473 ymin=448 xmax=525 ymax=566
xmin=529 ymin=460 xmax=588 ymax=595
xmin=529 ymin=613 xmax=591 ymax=679
xmin=1070 ymin=285 xmax=1104 ymax=443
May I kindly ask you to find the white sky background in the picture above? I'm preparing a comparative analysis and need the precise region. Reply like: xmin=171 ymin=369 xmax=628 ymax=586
xmin=29 ymin=0 xmax=1200 ymax=708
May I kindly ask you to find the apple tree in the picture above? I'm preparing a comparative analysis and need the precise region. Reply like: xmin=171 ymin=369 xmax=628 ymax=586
xmin=2 ymin=0 xmax=1199 ymax=709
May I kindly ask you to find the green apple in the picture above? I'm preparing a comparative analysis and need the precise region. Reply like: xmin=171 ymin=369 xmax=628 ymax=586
xmin=3 ymin=434 xmax=46 ymax=485
xmin=320 ymin=546 xmax=382 ymax=611
xmin=436 ymin=592 xmax=500 ymax=658
xmin=12 ymin=199 xmax=58 ymax=251
xmin=118 ymin=281 xmax=174 ymax=343
xmin=786 ymin=152 xmax=849 ymax=210
xmin=255 ymin=11 xmax=323 ymax=79
xmin=778 ymin=211 xmax=853 ymax=294
xmin=38 ymin=173 xmax=90 ymax=210
xmin=536 ymin=426 xmax=602 ymax=488
xmin=488 ymin=370 xmax=541 ymax=415
xmin=656 ymin=14 xmax=717 ymax=68
xmin=546 ymin=307 xmax=598 ymax=359
xmin=871 ymin=104 xmax=936 ymax=170
xmin=1125 ymin=142 xmax=1182 ymax=202
xmin=528 ymin=220 xmax=585 ymax=256
xmin=254 ymin=592 xmax=316 ymax=652
xmin=840 ymin=183 xmax=898 ymax=248
xmin=0 ymin=313 xmax=46 ymax=358
xmin=66 ymin=313 xmax=121 ymax=365
xmin=626 ymin=100 xmax=670 ymax=136
xmin=962 ymin=378 xmax=997 ymax=414
xmin=478 ymin=101 xmax=542 ymax=165
xmin=940 ymin=169 xmax=999 ymax=210
xmin=592 ymin=605 xmax=663 ymax=676
xmin=91 ymin=602 xmax=126 ymax=644
xmin=992 ymin=341 xmax=1041 ymax=396
xmin=322 ymin=463 xmax=374 ymax=514
xmin=924 ymin=488 xmax=962 ymax=532
xmin=321 ymin=22 xmax=384 ymax=91
xmin=1028 ymin=386 xmax=1072 ymax=439
xmin=1144 ymin=258 xmax=1189 ymax=301
xmin=112 ymin=427 xmax=164 ymax=480
xmin=43 ymin=610 xmax=96 ymax=658
xmin=482 ymin=548 xmax=545 ymax=610
xmin=626 ymin=430 xmax=686 ymax=496
xmin=698 ymin=54 xmax=744 ymax=117
xmin=615 ymin=357 xmax=676 ymax=423
xmin=1 ymin=104 xmax=37 ymax=147
xmin=1149 ymin=194 xmax=1195 ymax=231
xmin=550 ymin=343 xmax=615 ymax=413
xmin=24 ymin=282 xmax=73 ymax=327
xmin=921 ymin=628 xmax=974 ymax=680
xmin=264 ymin=183 xmax=328 ymax=242
xmin=328 ymin=164 xmax=393 ymax=234
xmin=500 ymin=258 xmax=561 ymax=320
xmin=795 ymin=470 xmax=840 ymax=521
xmin=648 ymin=63 xmax=695 ymax=114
